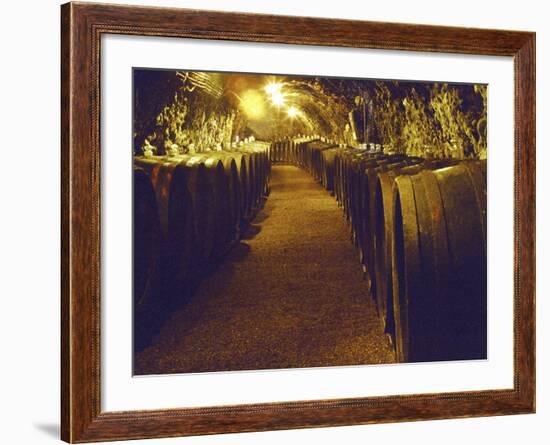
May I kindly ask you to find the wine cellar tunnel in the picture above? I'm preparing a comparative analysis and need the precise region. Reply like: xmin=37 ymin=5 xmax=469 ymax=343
xmin=133 ymin=69 xmax=488 ymax=374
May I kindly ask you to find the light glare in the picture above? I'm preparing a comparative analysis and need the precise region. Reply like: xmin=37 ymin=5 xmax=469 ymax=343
xmin=264 ymin=82 xmax=283 ymax=95
xmin=271 ymin=91 xmax=285 ymax=106
xmin=287 ymin=106 xmax=300 ymax=118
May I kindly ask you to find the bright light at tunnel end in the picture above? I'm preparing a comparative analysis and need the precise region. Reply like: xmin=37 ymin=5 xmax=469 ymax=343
xmin=265 ymin=82 xmax=286 ymax=107
xmin=286 ymin=106 xmax=300 ymax=118
xmin=264 ymin=82 xmax=283 ymax=96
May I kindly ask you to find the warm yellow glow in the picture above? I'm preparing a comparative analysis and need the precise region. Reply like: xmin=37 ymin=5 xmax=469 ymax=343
xmin=264 ymin=82 xmax=286 ymax=107
xmin=270 ymin=91 xmax=285 ymax=107
xmin=264 ymin=82 xmax=283 ymax=95
xmin=286 ymin=106 xmax=300 ymax=118
xmin=239 ymin=90 xmax=266 ymax=119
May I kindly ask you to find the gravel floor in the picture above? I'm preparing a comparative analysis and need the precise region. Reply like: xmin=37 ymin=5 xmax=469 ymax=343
xmin=134 ymin=165 xmax=396 ymax=375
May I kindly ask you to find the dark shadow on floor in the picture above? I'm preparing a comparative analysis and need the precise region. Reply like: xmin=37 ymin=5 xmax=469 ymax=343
xmin=134 ymin=200 xmax=267 ymax=353
xmin=252 ymin=209 xmax=271 ymax=223
xmin=241 ymin=224 xmax=262 ymax=240
xmin=229 ymin=242 xmax=252 ymax=262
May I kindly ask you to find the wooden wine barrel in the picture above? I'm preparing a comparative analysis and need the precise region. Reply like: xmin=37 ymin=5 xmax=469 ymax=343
xmin=300 ymin=139 xmax=319 ymax=174
xmin=241 ymin=152 xmax=256 ymax=218
xmin=365 ymin=160 xmax=408 ymax=257
xmin=278 ymin=140 xmax=284 ymax=163
xmin=281 ymin=139 xmax=288 ymax=163
xmin=133 ymin=167 xmax=165 ymax=351
xmin=339 ymin=150 xmax=358 ymax=221
xmin=254 ymin=149 xmax=268 ymax=204
xmin=202 ymin=156 xmax=232 ymax=260
xmin=284 ymin=140 xmax=290 ymax=164
xmin=179 ymin=157 xmax=217 ymax=271
xmin=346 ymin=151 xmax=380 ymax=222
xmin=332 ymin=150 xmax=341 ymax=201
xmin=227 ymin=156 xmax=243 ymax=239
xmin=232 ymin=153 xmax=250 ymax=226
xmin=246 ymin=151 xmax=258 ymax=220
xmin=311 ymin=141 xmax=338 ymax=184
xmin=296 ymin=140 xmax=304 ymax=167
xmin=289 ymin=139 xmax=297 ymax=164
xmin=307 ymin=141 xmax=323 ymax=181
xmin=215 ymin=154 xmax=242 ymax=242
xmin=252 ymin=151 xmax=262 ymax=207
xmin=373 ymin=158 xmax=459 ymax=334
xmin=134 ymin=156 xmax=197 ymax=305
xmin=270 ymin=141 xmax=277 ymax=163
xmin=145 ymin=158 xmax=186 ymax=238
xmin=348 ymin=154 xmax=380 ymax=234
xmin=373 ymin=163 xmax=428 ymax=333
xmin=339 ymin=148 xmax=363 ymax=213
xmin=261 ymin=149 xmax=271 ymax=196
xmin=333 ymin=149 xmax=348 ymax=206
xmin=335 ymin=149 xmax=351 ymax=215
xmin=361 ymin=157 xmax=419 ymax=290
xmin=391 ymin=161 xmax=487 ymax=363
xmin=298 ymin=139 xmax=311 ymax=167
xmin=160 ymin=160 xmax=196 ymax=302
xmin=355 ymin=156 xmax=404 ymax=284
xmin=133 ymin=166 xmax=162 ymax=307
xmin=320 ymin=148 xmax=338 ymax=192
xmin=260 ymin=149 xmax=269 ymax=196
xmin=350 ymin=155 xmax=374 ymax=247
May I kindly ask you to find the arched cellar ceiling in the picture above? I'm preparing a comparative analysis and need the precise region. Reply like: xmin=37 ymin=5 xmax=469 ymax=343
xmin=134 ymin=69 xmax=486 ymax=159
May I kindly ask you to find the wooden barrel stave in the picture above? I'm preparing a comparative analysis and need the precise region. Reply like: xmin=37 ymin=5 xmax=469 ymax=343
xmin=202 ymin=157 xmax=231 ymax=260
xmin=133 ymin=166 xmax=162 ymax=308
xmin=162 ymin=162 xmax=196 ymax=302
xmin=392 ymin=175 xmax=422 ymax=362
xmin=181 ymin=158 xmax=217 ymax=270
xmin=433 ymin=164 xmax=487 ymax=360
xmin=391 ymin=162 xmax=487 ymax=362
xmin=374 ymin=164 xmax=426 ymax=333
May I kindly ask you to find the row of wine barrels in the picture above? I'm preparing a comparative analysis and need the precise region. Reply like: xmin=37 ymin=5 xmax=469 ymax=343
xmin=133 ymin=162 xmax=196 ymax=350
xmin=274 ymin=136 xmax=487 ymax=364
xmin=133 ymin=167 xmax=163 ymax=308
xmin=334 ymin=149 xmax=384 ymax=227
xmin=270 ymin=139 xmax=299 ymax=164
xmin=373 ymin=159 xmax=458 ymax=332
xmin=135 ymin=155 xmax=212 ymax=299
xmin=331 ymin=149 xmax=414 ymax=288
xmin=133 ymin=169 xmax=165 ymax=351
xmin=305 ymin=141 xmax=340 ymax=182
xmin=271 ymin=140 xmax=383 ymax=284
xmin=320 ymin=148 xmax=338 ymax=192
xmin=133 ymin=144 xmax=271 ymax=350
xmin=391 ymin=161 xmax=487 ymax=362
xmin=271 ymin=138 xmax=340 ymax=181
xmin=294 ymin=139 xmax=310 ymax=168
xmin=356 ymin=156 xmax=417 ymax=292
xmin=331 ymin=150 xmax=487 ymax=363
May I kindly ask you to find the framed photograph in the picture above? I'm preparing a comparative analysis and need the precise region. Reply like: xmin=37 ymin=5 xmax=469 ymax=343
xmin=61 ymin=2 xmax=535 ymax=442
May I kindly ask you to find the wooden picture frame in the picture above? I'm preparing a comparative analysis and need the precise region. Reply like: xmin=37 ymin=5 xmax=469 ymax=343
xmin=61 ymin=2 xmax=536 ymax=442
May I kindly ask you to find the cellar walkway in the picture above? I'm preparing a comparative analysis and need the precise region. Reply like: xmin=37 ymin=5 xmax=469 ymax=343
xmin=134 ymin=165 xmax=395 ymax=375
